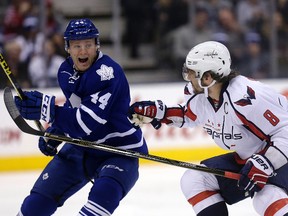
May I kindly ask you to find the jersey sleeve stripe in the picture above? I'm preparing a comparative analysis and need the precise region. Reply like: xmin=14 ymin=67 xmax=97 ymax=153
xmin=95 ymin=128 xmax=136 ymax=144
xmin=226 ymin=90 xmax=270 ymax=142
xmin=186 ymin=104 xmax=197 ymax=121
xmin=80 ymin=104 xmax=107 ymax=124
xmin=76 ymin=109 xmax=92 ymax=135
xmin=117 ymin=133 xmax=144 ymax=149
xmin=235 ymin=111 xmax=270 ymax=142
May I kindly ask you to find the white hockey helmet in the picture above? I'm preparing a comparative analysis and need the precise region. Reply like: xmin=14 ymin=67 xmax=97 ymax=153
xmin=184 ymin=41 xmax=231 ymax=80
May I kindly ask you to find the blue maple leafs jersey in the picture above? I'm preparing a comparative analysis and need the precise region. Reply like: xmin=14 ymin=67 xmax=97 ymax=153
xmin=52 ymin=51 xmax=147 ymax=155
xmin=177 ymin=76 xmax=288 ymax=160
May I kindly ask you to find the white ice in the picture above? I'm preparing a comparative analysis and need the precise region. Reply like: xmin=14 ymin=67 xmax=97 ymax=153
xmin=0 ymin=164 xmax=258 ymax=216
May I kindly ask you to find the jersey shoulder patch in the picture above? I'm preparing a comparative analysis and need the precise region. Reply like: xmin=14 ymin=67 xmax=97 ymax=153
xmin=234 ymin=86 xmax=256 ymax=106
xmin=96 ymin=64 xmax=114 ymax=81
xmin=227 ymin=76 xmax=257 ymax=107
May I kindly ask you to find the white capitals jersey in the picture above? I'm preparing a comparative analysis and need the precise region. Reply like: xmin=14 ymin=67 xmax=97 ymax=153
xmin=179 ymin=75 xmax=288 ymax=160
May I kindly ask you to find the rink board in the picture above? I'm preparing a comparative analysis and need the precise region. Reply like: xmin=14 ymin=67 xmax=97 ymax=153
xmin=0 ymin=80 xmax=287 ymax=172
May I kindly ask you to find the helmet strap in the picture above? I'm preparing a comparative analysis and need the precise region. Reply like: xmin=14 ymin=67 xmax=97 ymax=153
xmin=198 ymin=79 xmax=216 ymax=97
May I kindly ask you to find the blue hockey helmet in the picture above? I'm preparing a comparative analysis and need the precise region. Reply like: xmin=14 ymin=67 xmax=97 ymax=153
xmin=64 ymin=18 xmax=100 ymax=50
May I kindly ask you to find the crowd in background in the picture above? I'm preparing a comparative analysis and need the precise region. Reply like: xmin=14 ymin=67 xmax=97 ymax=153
xmin=122 ymin=0 xmax=288 ymax=79
xmin=0 ymin=0 xmax=66 ymax=89
xmin=0 ymin=0 xmax=288 ymax=89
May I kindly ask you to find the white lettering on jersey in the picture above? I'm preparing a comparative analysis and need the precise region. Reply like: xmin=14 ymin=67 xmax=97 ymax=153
xmin=42 ymin=172 xmax=49 ymax=180
xmin=68 ymin=71 xmax=81 ymax=84
xmin=204 ymin=126 xmax=243 ymax=141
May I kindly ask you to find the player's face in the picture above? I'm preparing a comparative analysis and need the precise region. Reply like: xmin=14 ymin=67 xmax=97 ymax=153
xmin=68 ymin=39 xmax=98 ymax=72
xmin=185 ymin=69 xmax=204 ymax=94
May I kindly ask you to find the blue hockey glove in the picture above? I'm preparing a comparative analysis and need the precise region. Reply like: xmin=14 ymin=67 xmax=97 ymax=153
xmin=38 ymin=127 xmax=64 ymax=156
xmin=128 ymin=100 xmax=166 ymax=129
xmin=14 ymin=91 xmax=55 ymax=123
xmin=238 ymin=154 xmax=275 ymax=194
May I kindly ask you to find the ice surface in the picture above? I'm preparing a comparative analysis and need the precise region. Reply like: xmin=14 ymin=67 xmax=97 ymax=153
xmin=0 ymin=164 xmax=258 ymax=215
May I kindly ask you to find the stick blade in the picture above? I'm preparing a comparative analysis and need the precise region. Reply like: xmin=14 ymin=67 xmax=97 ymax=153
xmin=3 ymin=87 xmax=44 ymax=136
xmin=4 ymin=87 xmax=20 ymax=120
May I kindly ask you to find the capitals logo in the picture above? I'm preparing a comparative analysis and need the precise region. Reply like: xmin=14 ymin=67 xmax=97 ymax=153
xmin=234 ymin=86 xmax=256 ymax=106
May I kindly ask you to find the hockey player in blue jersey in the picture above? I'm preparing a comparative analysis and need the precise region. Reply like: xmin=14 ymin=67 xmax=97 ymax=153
xmin=14 ymin=18 xmax=148 ymax=216
xmin=129 ymin=41 xmax=288 ymax=215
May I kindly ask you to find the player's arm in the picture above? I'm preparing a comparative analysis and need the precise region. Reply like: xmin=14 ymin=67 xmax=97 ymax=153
xmin=128 ymin=82 xmax=199 ymax=129
xmin=13 ymin=83 xmax=117 ymax=138
xmin=237 ymin=92 xmax=288 ymax=194
xmin=128 ymin=84 xmax=200 ymax=129
xmin=53 ymin=84 xmax=119 ymax=137
xmin=128 ymin=100 xmax=185 ymax=129
xmin=243 ymin=93 xmax=288 ymax=168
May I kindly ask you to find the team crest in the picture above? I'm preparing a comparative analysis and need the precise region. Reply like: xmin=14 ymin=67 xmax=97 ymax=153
xmin=234 ymin=86 xmax=256 ymax=106
xmin=96 ymin=64 xmax=114 ymax=81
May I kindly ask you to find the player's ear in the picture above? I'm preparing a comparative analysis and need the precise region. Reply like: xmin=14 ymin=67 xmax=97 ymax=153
xmin=66 ymin=48 xmax=70 ymax=54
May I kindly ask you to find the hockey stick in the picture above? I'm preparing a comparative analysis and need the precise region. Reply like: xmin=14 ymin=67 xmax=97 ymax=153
xmin=0 ymin=53 xmax=45 ymax=132
xmin=3 ymin=87 xmax=241 ymax=180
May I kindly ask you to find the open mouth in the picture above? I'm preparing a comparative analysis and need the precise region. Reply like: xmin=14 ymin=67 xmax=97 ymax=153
xmin=79 ymin=57 xmax=88 ymax=63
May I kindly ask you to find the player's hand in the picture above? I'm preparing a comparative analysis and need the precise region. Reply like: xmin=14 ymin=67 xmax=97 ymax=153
xmin=238 ymin=154 xmax=275 ymax=194
xmin=38 ymin=127 xmax=64 ymax=156
xmin=128 ymin=100 xmax=166 ymax=129
xmin=14 ymin=91 xmax=55 ymax=123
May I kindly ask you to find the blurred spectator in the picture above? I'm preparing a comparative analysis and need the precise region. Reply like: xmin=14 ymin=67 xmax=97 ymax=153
xmin=121 ymin=0 xmax=147 ymax=58
xmin=239 ymin=32 xmax=270 ymax=79
xmin=212 ymin=6 xmax=245 ymax=69
xmin=50 ymin=33 xmax=67 ymax=58
xmin=169 ymin=7 xmax=213 ymax=71
xmin=274 ymin=10 xmax=288 ymax=76
xmin=45 ymin=0 xmax=66 ymax=57
xmin=195 ymin=0 xmax=233 ymax=28
xmin=236 ymin=0 xmax=269 ymax=32
xmin=156 ymin=0 xmax=189 ymax=43
xmin=163 ymin=0 xmax=189 ymax=32
xmin=3 ymin=0 xmax=32 ymax=41
xmin=14 ymin=16 xmax=45 ymax=71
xmin=274 ymin=10 xmax=288 ymax=55
xmin=45 ymin=0 xmax=65 ymax=38
xmin=155 ymin=0 xmax=189 ymax=69
xmin=28 ymin=37 xmax=65 ymax=88
xmin=1 ymin=0 xmax=288 ymax=86
xmin=155 ymin=0 xmax=189 ymax=41
xmin=278 ymin=0 xmax=288 ymax=26
xmin=3 ymin=39 xmax=31 ymax=88
xmin=0 ymin=23 xmax=3 ymax=54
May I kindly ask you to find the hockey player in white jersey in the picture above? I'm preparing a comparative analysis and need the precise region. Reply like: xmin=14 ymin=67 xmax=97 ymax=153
xmin=129 ymin=41 xmax=288 ymax=215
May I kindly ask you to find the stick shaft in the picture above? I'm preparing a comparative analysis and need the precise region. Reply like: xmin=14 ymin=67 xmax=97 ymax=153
xmin=46 ymin=133 xmax=239 ymax=180
xmin=3 ymin=87 xmax=241 ymax=180
xmin=0 ymin=53 xmax=45 ymax=131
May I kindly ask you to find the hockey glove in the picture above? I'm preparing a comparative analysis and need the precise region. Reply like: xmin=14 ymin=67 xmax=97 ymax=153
xmin=238 ymin=154 xmax=275 ymax=194
xmin=14 ymin=91 xmax=55 ymax=123
xmin=38 ymin=127 xmax=64 ymax=156
xmin=128 ymin=100 xmax=166 ymax=129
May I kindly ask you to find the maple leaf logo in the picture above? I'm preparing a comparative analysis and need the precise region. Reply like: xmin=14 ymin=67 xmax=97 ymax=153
xmin=96 ymin=64 xmax=114 ymax=81
xmin=234 ymin=86 xmax=256 ymax=106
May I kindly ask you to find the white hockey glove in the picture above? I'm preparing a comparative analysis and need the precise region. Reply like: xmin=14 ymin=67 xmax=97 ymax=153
xmin=128 ymin=100 xmax=166 ymax=129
